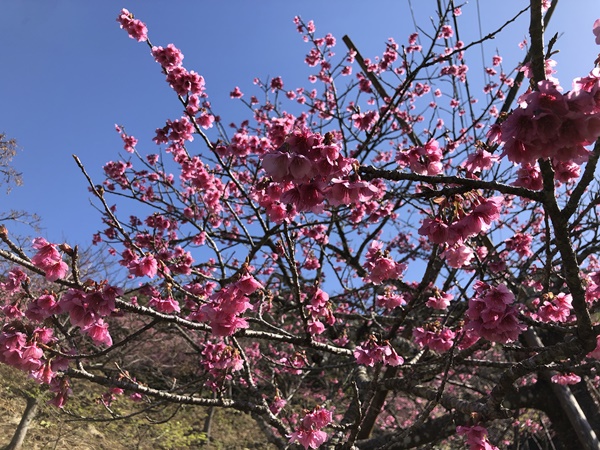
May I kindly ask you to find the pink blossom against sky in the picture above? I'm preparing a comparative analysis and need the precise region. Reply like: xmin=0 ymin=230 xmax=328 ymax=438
xmin=0 ymin=1 xmax=598 ymax=244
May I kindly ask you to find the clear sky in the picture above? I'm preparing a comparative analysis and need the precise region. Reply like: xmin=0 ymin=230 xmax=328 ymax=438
xmin=1 ymin=1 xmax=599 ymax=246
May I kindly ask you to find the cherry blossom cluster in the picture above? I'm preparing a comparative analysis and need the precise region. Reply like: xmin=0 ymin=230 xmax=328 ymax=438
xmin=533 ymin=292 xmax=573 ymax=323
xmin=31 ymin=237 xmax=69 ymax=282
xmin=413 ymin=322 xmax=456 ymax=353
xmin=363 ymin=241 xmax=406 ymax=285
xmin=116 ymin=125 xmax=138 ymax=153
xmin=202 ymin=342 xmax=244 ymax=378
xmin=426 ymin=289 xmax=453 ymax=310
xmin=551 ymin=373 xmax=581 ymax=385
xmin=0 ymin=266 xmax=27 ymax=295
xmin=57 ymin=284 xmax=121 ymax=346
xmin=397 ymin=139 xmax=444 ymax=176
xmin=288 ymin=406 xmax=332 ymax=449
xmin=456 ymin=425 xmax=499 ymax=450
xmin=118 ymin=13 xmax=215 ymax=152
xmin=376 ymin=287 xmax=406 ymax=310
xmin=191 ymin=275 xmax=262 ymax=337
xmin=116 ymin=9 xmax=148 ymax=42
xmin=491 ymin=75 xmax=600 ymax=168
xmin=354 ymin=335 xmax=403 ymax=367
xmin=259 ymin=127 xmax=381 ymax=218
xmin=465 ymin=282 xmax=525 ymax=344
xmin=418 ymin=195 xmax=503 ymax=268
xmin=305 ymin=288 xmax=335 ymax=335
xmin=0 ymin=322 xmax=49 ymax=374
xmin=3 ymin=6 xmax=600 ymax=448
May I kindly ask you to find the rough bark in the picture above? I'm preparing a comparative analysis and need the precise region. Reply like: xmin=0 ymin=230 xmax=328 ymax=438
xmin=6 ymin=394 xmax=40 ymax=450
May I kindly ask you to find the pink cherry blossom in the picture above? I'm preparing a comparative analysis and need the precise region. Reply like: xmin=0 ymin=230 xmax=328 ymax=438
xmin=364 ymin=241 xmax=406 ymax=284
xmin=537 ymin=292 xmax=572 ymax=323
xmin=201 ymin=341 xmax=243 ymax=372
xmin=439 ymin=25 xmax=454 ymax=39
xmin=426 ymin=290 xmax=453 ymax=309
xmin=289 ymin=407 xmax=332 ymax=449
xmin=31 ymin=238 xmax=69 ymax=281
xmin=354 ymin=335 xmax=403 ymax=367
xmin=593 ymin=19 xmax=600 ymax=45
xmin=0 ymin=267 xmax=27 ymax=294
xmin=128 ymin=253 xmax=159 ymax=278
xmin=466 ymin=282 xmax=525 ymax=343
xmin=442 ymin=243 xmax=474 ymax=268
xmin=352 ymin=110 xmax=379 ymax=131
xmin=84 ymin=320 xmax=113 ymax=347
xmin=151 ymin=44 xmax=184 ymax=70
xmin=588 ymin=335 xmax=600 ymax=359
xmin=229 ymin=86 xmax=244 ymax=98
xmin=413 ymin=324 xmax=456 ymax=352
xmin=505 ymin=232 xmax=533 ymax=258
xmin=116 ymin=9 xmax=148 ymax=42
xmin=551 ymin=373 xmax=581 ymax=385
xmin=457 ymin=425 xmax=499 ymax=450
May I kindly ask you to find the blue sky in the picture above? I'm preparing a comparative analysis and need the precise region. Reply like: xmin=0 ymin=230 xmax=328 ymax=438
xmin=1 ymin=1 xmax=599 ymax=246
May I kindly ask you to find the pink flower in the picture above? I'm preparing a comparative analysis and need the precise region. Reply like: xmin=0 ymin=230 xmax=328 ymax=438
xmin=512 ymin=164 xmax=543 ymax=190
xmin=289 ymin=429 xmax=327 ymax=449
xmin=116 ymin=9 xmax=148 ymax=42
xmin=149 ymin=296 xmax=181 ymax=314
xmin=262 ymin=151 xmax=292 ymax=181
xmin=402 ymin=139 xmax=444 ymax=175
xmin=196 ymin=286 xmax=253 ymax=336
xmin=364 ymin=241 xmax=406 ymax=284
xmin=151 ymin=44 xmax=184 ymax=69
xmin=0 ymin=267 xmax=27 ymax=294
xmin=537 ymin=292 xmax=572 ymax=323
xmin=326 ymin=178 xmax=379 ymax=206
xmin=234 ymin=274 xmax=263 ymax=295
xmin=462 ymin=148 xmax=499 ymax=173
xmin=354 ymin=336 xmax=403 ymax=367
xmin=505 ymin=232 xmax=533 ymax=258
xmin=197 ymin=112 xmax=214 ymax=129
xmin=289 ymin=407 xmax=332 ymax=449
xmin=426 ymin=290 xmax=453 ymax=309
xmin=120 ymin=133 xmax=137 ymax=153
xmin=455 ymin=196 xmax=503 ymax=239
xmin=439 ymin=25 xmax=454 ymax=39
xmin=43 ymin=258 xmax=69 ymax=282
xmin=201 ymin=342 xmax=243 ymax=372
xmin=166 ymin=67 xmax=205 ymax=96
xmin=466 ymin=282 xmax=525 ymax=343
xmin=84 ymin=320 xmax=113 ymax=347
xmin=418 ymin=217 xmax=459 ymax=246
xmin=31 ymin=238 xmax=69 ymax=281
xmin=442 ymin=243 xmax=474 ymax=268
xmin=229 ymin=86 xmax=244 ymax=98
xmin=352 ymin=110 xmax=379 ymax=131
xmin=588 ymin=335 xmax=600 ymax=359
xmin=270 ymin=76 xmax=284 ymax=91
xmin=413 ymin=325 xmax=456 ymax=352
xmin=128 ymin=254 xmax=159 ymax=278
xmin=377 ymin=291 xmax=406 ymax=310
xmin=457 ymin=425 xmax=499 ymax=450
xmin=25 ymin=294 xmax=58 ymax=322
xmin=593 ymin=19 xmax=600 ymax=45
xmin=551 ymin=373 xmax=581 ymax=385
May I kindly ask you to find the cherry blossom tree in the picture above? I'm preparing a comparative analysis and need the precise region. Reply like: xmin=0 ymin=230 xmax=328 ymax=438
xmin=3 ymin=1 xmax=600 ymax=448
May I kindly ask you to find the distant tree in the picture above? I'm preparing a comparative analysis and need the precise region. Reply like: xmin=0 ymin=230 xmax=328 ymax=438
xmin=2 ymin=1 xmax=600 ymax=449
xmin=0 ymin=133 xmax=39 ymax=232
xmin=0 ymin=133 xmax=20 ymax=191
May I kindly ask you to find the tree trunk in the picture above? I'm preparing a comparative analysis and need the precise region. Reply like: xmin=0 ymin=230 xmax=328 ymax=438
xmin=6 ymin=394 xmax=39 ymax=450
xmin=523 ymin=330 xmax=600 ymax=450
